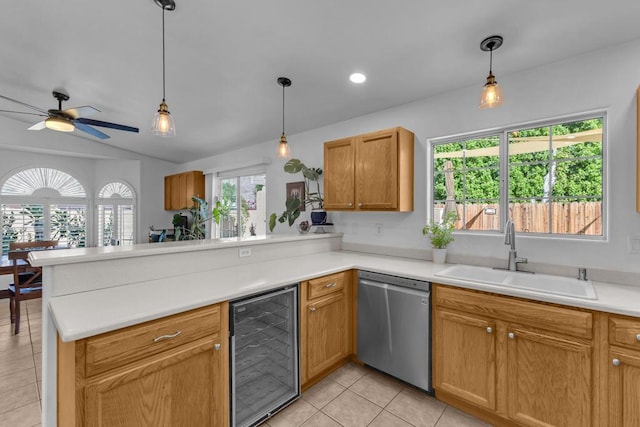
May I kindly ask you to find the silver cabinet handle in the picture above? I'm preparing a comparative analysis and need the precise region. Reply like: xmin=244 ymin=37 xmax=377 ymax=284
xmin=612 ymin=358 xmax=621 ymax=367
xmin=636 ymin=333 xmax=640 ymax=342
xmin=486 ymin=327 xmax=493 ymax=334
xmin=358 ymin=203 xmax=362 ymax=207
xmin=508 ymin=332 xmax=515 ymax=340
xmin=214 ymin=343 xmax=221 ymax=351
xmin=310 ymin=306 xmax=316 ymax=312
xmin=324 ymin=282 xmax=337 ymax=288
xmin=153 ymin=331 xmax=181 ymax=342
xmin=349 ymin=202 xmax=353 ymax=207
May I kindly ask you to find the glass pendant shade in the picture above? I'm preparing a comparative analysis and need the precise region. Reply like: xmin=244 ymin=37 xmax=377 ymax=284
xmin=151 ymin=100 xmax=176 ymax=137
xmin=479 ymin=73 xmax=503 ymax=109
xmin=45 ymin=117 xmax=74 ymax=132
xmin=277 ymin=133 xmax=290 ymax=159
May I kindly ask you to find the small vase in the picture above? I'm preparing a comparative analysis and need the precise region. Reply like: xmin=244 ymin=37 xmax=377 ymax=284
xmin=432 ymin=248 xmax=447 ymax=264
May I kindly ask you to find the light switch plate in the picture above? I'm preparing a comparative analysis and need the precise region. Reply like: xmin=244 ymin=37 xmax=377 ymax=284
xmin=239 ymin=248 xmax=252 ymax=257
xmin=628 ymin=236 xmax=640 ymax=254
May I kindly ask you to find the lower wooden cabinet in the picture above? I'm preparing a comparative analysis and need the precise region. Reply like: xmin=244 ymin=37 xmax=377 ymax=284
xmin=434 ymin=309 xmax=496 ymax=411
xmin=57 ymin=303 xmax=229 ymax=427
xmin=607 ymin=313 xmax=640 ymax=427
xmin=433 ymin=284 xmax=597 ymax=427
xmin=300 ymin=271 xmax=353 ymax=388
xmin=505 ymin=325 xmax=592 ymax=427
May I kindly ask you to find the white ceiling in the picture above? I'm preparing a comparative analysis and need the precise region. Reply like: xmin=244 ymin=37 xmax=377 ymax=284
xmin=1 ymin=1 xmax=640 ymax=164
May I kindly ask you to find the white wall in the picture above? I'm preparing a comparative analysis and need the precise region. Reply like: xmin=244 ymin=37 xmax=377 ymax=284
xmin=182 ymin=39 xmax=640 ymax=274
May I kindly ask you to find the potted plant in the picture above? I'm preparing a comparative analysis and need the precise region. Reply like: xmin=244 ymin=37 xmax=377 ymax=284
xmin=269 ymin=158 xmax=324 ymax=231
xmin=174 ymin=196 xmax=222 ymax=240
xmin=422 ymin=211 xmax=457 ymax=263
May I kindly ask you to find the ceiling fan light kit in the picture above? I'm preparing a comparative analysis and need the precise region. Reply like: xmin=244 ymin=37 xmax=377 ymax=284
xmin=151 ymin=0 xmax=177 ymax=137
xmin=45 ymin=117 xmax=74 ymax=132
xmin=479 ymin=35 xmax=504 ymax=109
xmin=277 ymin=77 xmax=292 ymax=159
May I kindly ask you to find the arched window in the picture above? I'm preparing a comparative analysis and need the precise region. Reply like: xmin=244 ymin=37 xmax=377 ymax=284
xmin=97 ymin=181 xmax=136 ymax=246
xmin=1 ymin=168 xmax=87 ymax=254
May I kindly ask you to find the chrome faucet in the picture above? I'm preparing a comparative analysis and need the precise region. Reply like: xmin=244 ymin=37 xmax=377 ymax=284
xmin=505 ymin=219 xmax=527 ymax=271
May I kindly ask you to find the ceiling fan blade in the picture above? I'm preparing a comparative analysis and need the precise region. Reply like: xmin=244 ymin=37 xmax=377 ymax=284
xmin=0 ymin=110 xmax=47 ymax=117
xmin=62 ymin=106 xmax=100 ymax=119
xmin=74 ymin=123 xmax=110 ymax=139
xmin=0 ymin=94 xmax=49 ymax=114
xmin=28 ymin=121 xmax=47 ymax=130
xmin=75 ymin=117 xmax=139 ymax=133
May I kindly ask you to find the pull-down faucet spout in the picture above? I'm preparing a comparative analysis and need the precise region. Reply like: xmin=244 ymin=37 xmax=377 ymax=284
xmin=505 ymin=219 xmax=527 ymax=271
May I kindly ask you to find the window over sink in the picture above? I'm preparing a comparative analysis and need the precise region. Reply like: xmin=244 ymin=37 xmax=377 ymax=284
xmin=430 ymin=112 xmax=605 ymax=238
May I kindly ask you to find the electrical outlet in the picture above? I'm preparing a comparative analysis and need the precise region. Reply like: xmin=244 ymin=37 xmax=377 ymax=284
xmin=375 ymin=223 xmax=383 ymax=236
xmin=239 ymin=248 xmax=252 ymax=258
xmin=628 ymin=236 xmax=640 ymax=254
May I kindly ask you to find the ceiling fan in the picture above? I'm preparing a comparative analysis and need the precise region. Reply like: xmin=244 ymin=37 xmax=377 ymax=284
xmin=0 ymin=90 xmax=139 ymax=139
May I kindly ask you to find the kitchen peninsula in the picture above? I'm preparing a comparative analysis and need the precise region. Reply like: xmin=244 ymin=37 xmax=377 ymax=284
xmin=32 ymin=234 xmax=640 ymax=426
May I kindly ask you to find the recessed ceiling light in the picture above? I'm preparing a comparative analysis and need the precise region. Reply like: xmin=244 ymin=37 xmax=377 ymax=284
xmin=349 ymin=73 xmax=367 ymax=84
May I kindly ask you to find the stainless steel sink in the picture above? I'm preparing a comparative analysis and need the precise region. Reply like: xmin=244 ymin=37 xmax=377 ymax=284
xmin=435 ymin=264 xmax=597 ymax=300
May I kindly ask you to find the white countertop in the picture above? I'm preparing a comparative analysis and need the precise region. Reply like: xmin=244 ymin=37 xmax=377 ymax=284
xmin=48 ymin=250 xmax=640 ymax=342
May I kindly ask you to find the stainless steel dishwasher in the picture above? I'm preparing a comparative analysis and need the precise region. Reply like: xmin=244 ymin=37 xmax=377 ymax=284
xmin=357 ymin=270 xmax=432 ymax=392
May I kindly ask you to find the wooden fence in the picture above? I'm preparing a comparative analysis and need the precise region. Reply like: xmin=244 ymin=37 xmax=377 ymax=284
xmin=435 ymin=202 xmax=602 ymax=235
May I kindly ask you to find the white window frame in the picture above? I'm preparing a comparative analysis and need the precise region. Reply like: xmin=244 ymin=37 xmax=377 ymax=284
xmin=428 ymin=110 xmax=607 ymax=239
xmin=96 ymin=181 xmax=136 ymax=246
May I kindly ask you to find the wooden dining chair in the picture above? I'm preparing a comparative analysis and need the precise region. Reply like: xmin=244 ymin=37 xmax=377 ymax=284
xmin=8 ymin=240 xmax=58 ymax=334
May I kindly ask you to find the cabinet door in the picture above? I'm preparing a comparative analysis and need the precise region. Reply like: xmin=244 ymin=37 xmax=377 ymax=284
xmin=84 ymin=336 xmax=227 ymax=427
xmin=506 ymin=327 xmax=592 ymax=427
xmin=434 ymin=309 xmax=497 ymax=411
xmin=323 ymin=137 xmax=355 ymax=209
xmin=303 ymin=290 xmax=350 ymax=381
xmin=608 ymin=349 xmax=640 ymax=427
xmin=355 ymin=129 xmax=398 ymax=209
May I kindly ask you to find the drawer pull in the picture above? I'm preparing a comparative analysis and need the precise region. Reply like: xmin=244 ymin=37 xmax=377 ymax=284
xmin=486 ymin=327 xmax=493 ymax=334
xmin=612 ymin=358 xmax=621 ymax=367
xmin=324 ymin=282 xmax=337 ymax=289
xmin=358 ymin=203 xmax=362 ymax=207
xmin=508 ymin=332 xmax=515 ymax=340
xmin=349 ymin=202 xmax=353 ymax=207
xmin=153 ymin=331 xmax=182 ymax=342
xmin=310 ymin=306 xmax=317 ymax=313
xmin=214 ymin=343 xmax=221 ymax=351
xmin=636 ymin=333 xmax=640 ymax=342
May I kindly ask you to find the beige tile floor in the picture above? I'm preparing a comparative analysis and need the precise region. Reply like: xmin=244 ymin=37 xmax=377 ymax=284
xmin=0 ymin=298 xmax=42 ymax=427
xmin=0 ymin=298 xmax=490 ymax=427
xmin=264 ymin=363 xmax=492 ymax=427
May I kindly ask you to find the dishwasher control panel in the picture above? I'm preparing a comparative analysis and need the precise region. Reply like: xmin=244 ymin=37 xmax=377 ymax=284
xmin=358 ymin=270 xmax=430 ymax=292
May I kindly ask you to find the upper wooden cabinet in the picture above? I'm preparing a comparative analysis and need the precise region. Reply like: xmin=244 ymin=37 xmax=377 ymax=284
xmin=164 ymin=170 xmax=205 ymax=210
xmin=323 ymin=127 xmax=414 ymax=211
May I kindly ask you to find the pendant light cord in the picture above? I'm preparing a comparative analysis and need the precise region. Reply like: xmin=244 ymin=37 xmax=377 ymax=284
xmin=282 ymin=84 xmax=285 ymax=134
xmin=489 ymin=46 xmax=493 ymax=74
xmin=162 ymin=7 xmax=166 ymax=102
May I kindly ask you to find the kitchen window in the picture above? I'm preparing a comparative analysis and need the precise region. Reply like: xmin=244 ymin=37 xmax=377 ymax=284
xmin=431 ymin=113 xmax=605 ymax=237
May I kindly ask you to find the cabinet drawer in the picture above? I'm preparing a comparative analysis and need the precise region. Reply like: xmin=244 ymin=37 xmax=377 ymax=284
xmin=307 ymin=272 xmax=346 ymax=300
xmin=84 ymin=304 xmax=221 ymax=376
xmin=609 ymin=315 xmax=640 ymax=350
xmin=434 ymin=284 xmax=593 ymax=339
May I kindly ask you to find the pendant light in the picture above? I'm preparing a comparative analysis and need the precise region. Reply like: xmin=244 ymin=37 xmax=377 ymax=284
xmin=277 ymin=77 xmax=292 ymax=159
xmin=479 ymin=35 xmax=504 ymax=109
xmin=151 ymin=0 xmax=176 ymax=137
